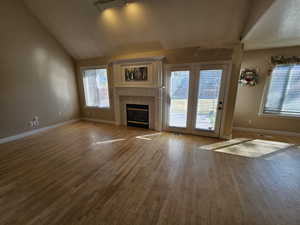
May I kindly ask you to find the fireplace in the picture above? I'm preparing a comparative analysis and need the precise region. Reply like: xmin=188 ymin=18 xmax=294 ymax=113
xmin=113 ymin=57 xmax=164 ymax=131
xmin=126 ymin=104 xmax=149 ymax=129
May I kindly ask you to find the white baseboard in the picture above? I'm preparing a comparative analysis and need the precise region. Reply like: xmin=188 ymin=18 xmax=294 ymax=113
xmin=81 ymin=118 xmax=116 ymax=125
xmin=233 ymin=127 xmax=300 ymax=137
xmin=0 ymin=119 xmax=80 ymax=144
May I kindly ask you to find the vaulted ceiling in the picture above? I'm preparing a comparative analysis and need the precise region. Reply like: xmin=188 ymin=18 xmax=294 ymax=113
xmin=24 ymin=0 xmax=251 ymax=59
xmin=243 ymin=0 xmax=300 ymax=50
xmin=24 ymin=0 xmax=299 ymax=59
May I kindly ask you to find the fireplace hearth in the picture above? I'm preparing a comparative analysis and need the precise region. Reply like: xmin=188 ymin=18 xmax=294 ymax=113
xmin=126 ymin=104 xmax=149 ymax=129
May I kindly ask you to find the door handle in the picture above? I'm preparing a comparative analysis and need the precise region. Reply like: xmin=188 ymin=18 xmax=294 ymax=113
xmin=218 ymin=101 xmax=223 ymax=110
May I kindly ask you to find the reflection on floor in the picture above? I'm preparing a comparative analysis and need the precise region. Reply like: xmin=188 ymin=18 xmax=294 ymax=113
xmin=136 ymin=132 xmax=162 ymax=140
xmin=201 ymin=138 xmax=296 ymax=158
xmin=93 ymin=138 xmax=126 ymax=145
xmin=200 ymin=138 xmax=251 ymax=150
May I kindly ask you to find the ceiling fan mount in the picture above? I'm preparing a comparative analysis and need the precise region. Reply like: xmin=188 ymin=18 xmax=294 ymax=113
xmin=94 ymin=0 xmax=139 ymax=11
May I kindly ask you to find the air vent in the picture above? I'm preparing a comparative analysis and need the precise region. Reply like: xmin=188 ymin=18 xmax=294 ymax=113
xmin=94 ymin=0 xmax=139 ymax=11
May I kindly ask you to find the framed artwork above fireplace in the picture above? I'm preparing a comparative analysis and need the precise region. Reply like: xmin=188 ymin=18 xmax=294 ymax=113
xmin=119 ymin=64 xmax=152 ymax=86
xmin=124 ymin=66 xmax=148 ymax=82
xmin=112 ymin=57 xmax=164 ymax=88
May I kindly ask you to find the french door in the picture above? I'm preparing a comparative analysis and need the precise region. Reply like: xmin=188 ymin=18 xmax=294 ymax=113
xmin=164 ymin=64 xmax=228 ymax=137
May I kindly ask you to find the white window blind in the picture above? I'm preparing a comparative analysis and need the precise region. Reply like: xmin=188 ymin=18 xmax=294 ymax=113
xmin=83 ymin=68 xmax=110 ymax=108
xmin=264 ymin=64 xmax=300 ymax=116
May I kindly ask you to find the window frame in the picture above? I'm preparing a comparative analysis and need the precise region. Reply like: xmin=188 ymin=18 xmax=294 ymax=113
xmin=259 ymin=64 xmax=300 ymax=119
xmin=80 ymin=66 xmax=111 ymax=109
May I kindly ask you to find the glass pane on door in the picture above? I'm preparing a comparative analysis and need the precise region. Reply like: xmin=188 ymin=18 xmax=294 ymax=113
xmin=196 ymin=70 xmax=223 ymax=131
xmin=169 ymin=71 xmax=190 ymax=128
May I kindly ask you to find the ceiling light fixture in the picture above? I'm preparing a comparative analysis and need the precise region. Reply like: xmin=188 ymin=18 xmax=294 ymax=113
xmin=94 ymin=0 xmax=139 ymax=11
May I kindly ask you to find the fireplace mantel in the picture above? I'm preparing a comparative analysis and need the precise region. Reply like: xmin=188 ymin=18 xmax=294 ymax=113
xmin=112 ymin=57 xmax=164 ymax=131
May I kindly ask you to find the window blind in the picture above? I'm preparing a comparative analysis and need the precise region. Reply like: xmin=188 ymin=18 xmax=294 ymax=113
xmin=83 ymin=69 xmax=110 ymax=108
xmin=264 ymin=64 xmax=300 ymax=115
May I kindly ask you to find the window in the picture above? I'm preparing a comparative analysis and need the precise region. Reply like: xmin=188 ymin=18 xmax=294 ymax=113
xmin=82 ymin=68 xmax=110 ymax=108
xmin=263 ymin=64 xmax=300 ymax=117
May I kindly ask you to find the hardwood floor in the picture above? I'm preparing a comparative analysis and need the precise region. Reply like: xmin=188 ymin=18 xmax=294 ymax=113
xmin=0 ymin=121 xmax=300 ymax=225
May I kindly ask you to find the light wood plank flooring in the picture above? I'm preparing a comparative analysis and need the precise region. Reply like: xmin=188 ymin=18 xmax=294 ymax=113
xmin=0 ymin=122 xmax=300 ymax=225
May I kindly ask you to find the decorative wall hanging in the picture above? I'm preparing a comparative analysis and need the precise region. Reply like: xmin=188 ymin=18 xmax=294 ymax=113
xmin=270 ymin=56 xmax=300 ymax=65
xmin=239 ymin=69 xmax=258 ymax=87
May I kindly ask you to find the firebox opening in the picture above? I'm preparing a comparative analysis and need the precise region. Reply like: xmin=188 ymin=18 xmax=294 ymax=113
xmin=126 ymin=104 xmax=149 ymax=129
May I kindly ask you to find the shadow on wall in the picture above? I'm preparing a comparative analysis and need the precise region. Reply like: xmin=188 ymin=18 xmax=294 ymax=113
xmin=242 ymin=0 xmax=275 ymax=37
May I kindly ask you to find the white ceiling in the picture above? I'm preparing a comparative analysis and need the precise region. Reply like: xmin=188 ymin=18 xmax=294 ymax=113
xmin=24 ymin=0 xmax=250 ymax=59
xmin=243 ymin=0 xmax=300 ymax=50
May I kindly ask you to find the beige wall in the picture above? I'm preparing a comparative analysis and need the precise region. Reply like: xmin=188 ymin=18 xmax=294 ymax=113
xmin=0 ymin=0 xmax=80 ymax=138
xmin=242 ymin=0 xmax=274 ymax=37
xmin=77 ymin=47 xmax=234 ymax=66
xmin=76 ymin=47 xmax=240 ymax=138
xmin=234 ymin=46 xmax=300 ymax=133
xmin=76 ymin=47 xmax=233 ymax=123
xmin=77 ymin=48 xmax=232 ymax=121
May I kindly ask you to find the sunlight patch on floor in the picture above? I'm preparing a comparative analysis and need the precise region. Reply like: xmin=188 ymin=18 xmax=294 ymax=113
xmin=136 ymin=133 xmax=162 ymax=141
xmin=201 ymin=139 xmax=293 ymax=158
xmin=200 ymin=138 xmax=251 ymax=150
xmin=93 ymin=138 xmax=126 ymax=145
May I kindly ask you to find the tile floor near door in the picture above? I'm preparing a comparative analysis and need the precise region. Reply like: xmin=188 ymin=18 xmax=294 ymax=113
xmin=0 ymin=122 xmax=300 ymax=225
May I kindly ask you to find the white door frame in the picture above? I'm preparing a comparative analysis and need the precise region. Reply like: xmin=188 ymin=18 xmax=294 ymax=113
xmin=163 ymin=61 xmax=231 ymax=138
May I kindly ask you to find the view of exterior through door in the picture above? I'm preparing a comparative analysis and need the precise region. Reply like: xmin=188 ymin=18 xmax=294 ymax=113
xmin=165 ymin=64 xmax=227 ymax=137
xmin=195 ymin=69 xmax=223 ymax=131
xmin=169 ymin=71 xmax=190 ymax=128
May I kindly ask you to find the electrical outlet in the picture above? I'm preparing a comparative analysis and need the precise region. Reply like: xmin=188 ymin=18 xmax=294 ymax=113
xmin=59 ymin=112 xmax=62 ymax=116
xmin=28 ymin=121 xmax=34 ymax=127
xmin=32 ymin=116 xmax=39 ymax=128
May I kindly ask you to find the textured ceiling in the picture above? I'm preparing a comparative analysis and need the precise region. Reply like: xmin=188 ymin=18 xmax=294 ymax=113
xmin=24 ymin=0 xmax=250 ymax=59
xmin=243 ymin=0 xmax=300 ymax=50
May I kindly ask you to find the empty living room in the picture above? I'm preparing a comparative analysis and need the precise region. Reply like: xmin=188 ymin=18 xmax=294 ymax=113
xmin=1 ymin=0 xmax=300 ymax=224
